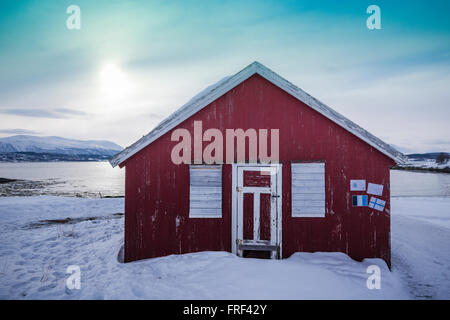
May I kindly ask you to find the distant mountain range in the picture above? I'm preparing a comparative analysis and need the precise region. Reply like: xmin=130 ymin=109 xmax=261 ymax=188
xmin=0 ymin=135 xmax=123 ymax=162
xmin=406 ymin=152 xmax=448 ymax=160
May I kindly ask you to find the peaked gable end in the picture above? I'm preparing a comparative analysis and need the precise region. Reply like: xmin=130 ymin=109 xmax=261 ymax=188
xmin=110 ymin=62 xmax=406 ymax=167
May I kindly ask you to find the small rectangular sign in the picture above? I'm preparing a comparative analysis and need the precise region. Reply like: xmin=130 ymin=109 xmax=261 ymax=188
xmin=367 ymin=183 xmax=383 ymax=196
xmin=352 ymin=195 xmax=368 ymax=207
xmin=368 ymin=197 xmax=386 ymax=211
xmin=350 ymin=180 xmax=366 ymax=191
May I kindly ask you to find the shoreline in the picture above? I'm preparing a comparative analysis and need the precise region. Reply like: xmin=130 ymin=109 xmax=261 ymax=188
xmin=0 ymin=177 xmax=18 ymax=184
xmin=392 ymin=166 xmax=450 ymax=174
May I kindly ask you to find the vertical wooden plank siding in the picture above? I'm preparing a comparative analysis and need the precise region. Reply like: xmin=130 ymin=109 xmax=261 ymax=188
xmin=243 ymin=193 xmax=254 ymax=240
xmin=122 ymin=74 xmax=394 ymax=266
xmin=259 ymin=193 xmax=271 ymax=241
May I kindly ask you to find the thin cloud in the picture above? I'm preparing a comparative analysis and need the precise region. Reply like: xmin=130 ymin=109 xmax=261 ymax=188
xmin=0 ymin=108 xmax=87 ymax=119
xmin=0 ymin=129 xmax=39 ymax=134
xmin=424 ymin=138 xmax=450 ymax=145
xmin=147 ymin=113 xmax=164 ymax=119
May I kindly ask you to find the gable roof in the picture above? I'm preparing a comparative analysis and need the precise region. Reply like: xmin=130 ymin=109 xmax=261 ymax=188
xmin=110 ymin=61 xmax=407 ymax=167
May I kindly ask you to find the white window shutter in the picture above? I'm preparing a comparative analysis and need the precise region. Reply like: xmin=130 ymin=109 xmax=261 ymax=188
xmin=189 ymin=165 xmax=222 ymax=218
xmin=291 ymin=163 xmax=325 ymax=217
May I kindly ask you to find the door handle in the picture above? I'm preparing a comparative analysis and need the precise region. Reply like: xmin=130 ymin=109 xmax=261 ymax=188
xmin=271 ymin=193 xmax=280 ymax=198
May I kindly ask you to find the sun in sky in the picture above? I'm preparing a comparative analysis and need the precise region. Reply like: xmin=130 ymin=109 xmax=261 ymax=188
xmin=99 ymin=62 xmax=134 ymax=101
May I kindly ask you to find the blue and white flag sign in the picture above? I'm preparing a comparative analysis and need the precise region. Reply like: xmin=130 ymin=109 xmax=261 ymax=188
xmin=368 ymin=197 xmax=386 ymax=211
xmin=352 ymin=195 xmax=368 ymax=207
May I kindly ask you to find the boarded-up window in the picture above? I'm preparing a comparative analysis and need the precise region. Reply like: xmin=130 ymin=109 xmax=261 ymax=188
xmin=291 ymin=162 xmax=325 ymax=217
xmin=189 ymin=165 xmax=222 ymax=218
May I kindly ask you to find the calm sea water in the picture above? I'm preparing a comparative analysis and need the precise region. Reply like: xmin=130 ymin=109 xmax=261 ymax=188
xmin=0 ymin=162 xmax=124 ymax=197
xmin=391 ymin=170 xmax=450 ymax=197
xmin=0 ymin=162 xmax=449 ymax=197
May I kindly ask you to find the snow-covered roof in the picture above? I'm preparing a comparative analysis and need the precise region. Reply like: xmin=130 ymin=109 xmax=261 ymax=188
xmin=110 ymin=61 xmax=407 ymax=167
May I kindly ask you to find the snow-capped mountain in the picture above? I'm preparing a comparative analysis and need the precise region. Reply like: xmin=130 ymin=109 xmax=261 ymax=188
xmin=0 ymin=135 xmax=122 ymax=157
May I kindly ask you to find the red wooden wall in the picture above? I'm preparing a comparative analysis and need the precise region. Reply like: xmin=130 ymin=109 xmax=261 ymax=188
xmin=122 ymin=74 xmax=395 ymax=266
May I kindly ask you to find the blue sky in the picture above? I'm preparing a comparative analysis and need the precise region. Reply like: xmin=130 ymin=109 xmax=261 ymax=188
xmin=0 ymin=0 xmax=449 ymax=152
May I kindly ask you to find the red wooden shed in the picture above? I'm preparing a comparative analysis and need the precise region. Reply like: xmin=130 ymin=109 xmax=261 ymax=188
xmin=110 ymin=62 xmax=406 ymax=266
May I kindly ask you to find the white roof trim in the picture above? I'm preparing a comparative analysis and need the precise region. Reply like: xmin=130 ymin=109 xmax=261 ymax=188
xmin=110 ymin=61 xmax=407 ymax=167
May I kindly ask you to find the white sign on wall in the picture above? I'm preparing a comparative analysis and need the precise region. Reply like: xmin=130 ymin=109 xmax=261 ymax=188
xmin=367 ymin=183 xmax=383 ymax=196
xmin=350 ymin=180 xmax=366 ymax=191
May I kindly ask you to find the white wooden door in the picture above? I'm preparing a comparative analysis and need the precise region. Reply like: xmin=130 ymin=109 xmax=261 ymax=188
xmin=232 ymin=164 xmax=282 ymax=259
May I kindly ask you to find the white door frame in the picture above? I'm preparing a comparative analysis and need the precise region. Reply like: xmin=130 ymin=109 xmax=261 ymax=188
xmin=231 ymin=163 xmax=282 ymax=259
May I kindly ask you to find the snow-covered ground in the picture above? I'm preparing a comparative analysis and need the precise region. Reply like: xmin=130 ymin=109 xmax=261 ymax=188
xmin=391 ymin=197 xmax=450 ymax=299
xmin=0 ymin=196 xmax=448 ymax=299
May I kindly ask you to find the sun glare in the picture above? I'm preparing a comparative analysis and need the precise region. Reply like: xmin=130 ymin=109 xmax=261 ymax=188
xmin=99 ymin=62 xmax=133 ymax=100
